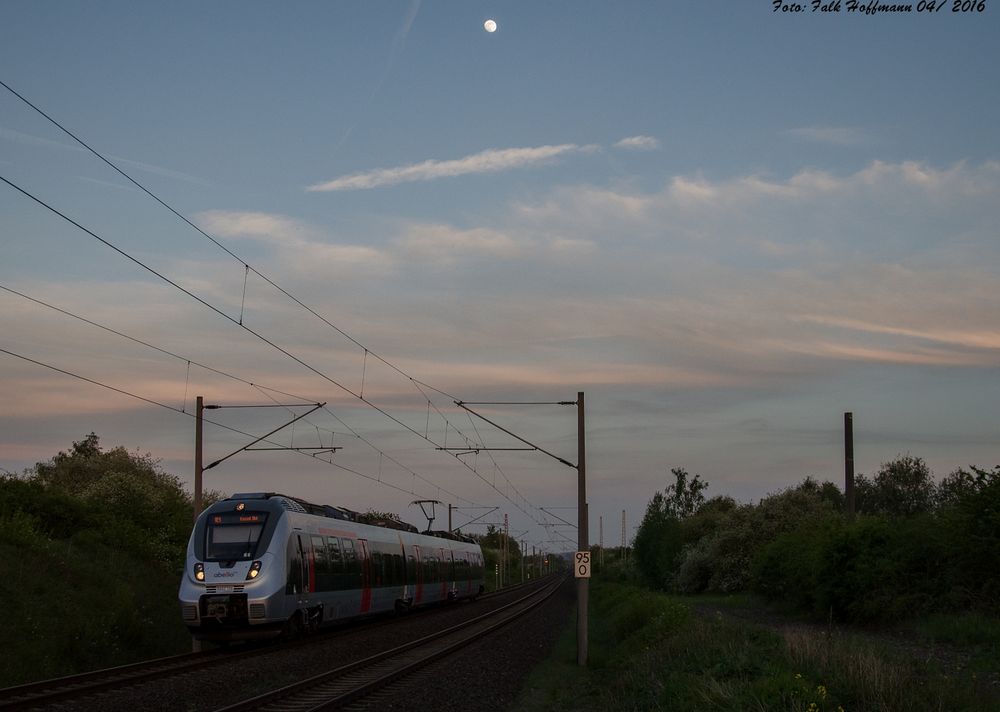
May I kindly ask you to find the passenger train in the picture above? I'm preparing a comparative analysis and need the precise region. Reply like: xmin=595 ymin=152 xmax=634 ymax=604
xmin=179 ymin=492 xmax=486 ymax=641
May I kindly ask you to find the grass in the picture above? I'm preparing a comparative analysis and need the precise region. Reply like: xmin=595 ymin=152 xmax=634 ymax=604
xmin=512 ymin=579 xmax=1000 ymax=711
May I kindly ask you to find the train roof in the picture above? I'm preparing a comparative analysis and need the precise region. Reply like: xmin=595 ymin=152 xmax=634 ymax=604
xmin=224 ymin=492 xmax=473 ymax=539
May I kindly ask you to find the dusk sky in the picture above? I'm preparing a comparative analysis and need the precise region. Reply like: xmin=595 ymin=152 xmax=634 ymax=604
xmin=2 ymin=2 xmax=998 ymax=551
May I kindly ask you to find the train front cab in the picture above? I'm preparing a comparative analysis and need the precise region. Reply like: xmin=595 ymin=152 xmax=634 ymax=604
xmin=180 ymin=499 xmax=290 ymax=641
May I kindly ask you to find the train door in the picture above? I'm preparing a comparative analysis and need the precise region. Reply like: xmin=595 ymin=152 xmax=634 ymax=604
xmin=440 ymin=547 xmax=449 ymax=600
xmin=398 ymin=535 xmax=411 ymax=607
xmin=413 ymin=545 xmax=423 ymax=604
xmin=297 ymin=534 xmax=312 ymax=601
xmin=286 ymin=533 xmax=309 ymax=597
xmin=358 ymin=538 xmax=372 ymax=613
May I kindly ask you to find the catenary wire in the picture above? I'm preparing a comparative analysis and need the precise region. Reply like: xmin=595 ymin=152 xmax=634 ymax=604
xmin=0 ymin=346 xmax=423 ymax=498
xmin=0 ymin=81 xmax=561 ymax=527
xmin=0 ymin=281 xmax=477 ymax=507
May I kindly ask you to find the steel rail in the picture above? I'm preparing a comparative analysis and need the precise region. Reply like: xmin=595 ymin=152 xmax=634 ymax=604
xmin=0 ymin=582 xmax=532 ymax=710
xmin=214 ymin=577 xmax=563 ymax=712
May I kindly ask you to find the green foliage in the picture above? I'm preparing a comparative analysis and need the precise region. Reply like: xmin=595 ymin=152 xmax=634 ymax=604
xmin=855 ymin=454 xmax=936 ymax=516
xmin=753 ymin=514 xmax=953 ymax=622
xmin=662 ymin=467 xmax=708 ymax=518
xmin=358 ymin=508 xmax=403 ymax=522
xmin=633 ymin=492 xmax=684 ymax=590
xmin=514 ymin=579 xmax=995 ymax=712
xmin=633 ymin=468 xmax=709 ymax=589
xmin=0 ymin=434 xmax=208 ymax=685
xmin=936 ymin=465 xmax=1000 ymax=613
xmin=16 ymin=433 xmax=197 ymax=570
xmin=475 ymin=523 xmax=523 ymax=569
xmin=634 ymin=455 xmax=1000 ymax=625
xmin=752 ymin=498 xmax=1000 ymax=623
xmin=675 ymin=479 xmax=839 ymax=595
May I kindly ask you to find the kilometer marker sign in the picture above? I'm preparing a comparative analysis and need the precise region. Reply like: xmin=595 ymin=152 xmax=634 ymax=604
xmin=575 ymin=550 xmax=591 ymax=578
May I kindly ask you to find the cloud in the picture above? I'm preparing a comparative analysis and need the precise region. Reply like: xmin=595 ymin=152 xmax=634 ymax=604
xmin=614 ymin=135 xmax=660 ymax=151
xmin=0 ymin=126 xmax=210 ymax=186
xmin=108 ymin=155 xmax=212 ymax=187
xmin=306 ymin=143 xmax=593 ymax=192
xmin=786 ymin=126 xmax=870 ymax=146
xmin=197 ymin=210 xmax=314 ymax=247
xmin=394 ymin=223 xmax=521 ymax=261
xmin=0 ymin=125 xmax=82 ymax=152
xmin=195 ymin=210 xmax=392 ymax=276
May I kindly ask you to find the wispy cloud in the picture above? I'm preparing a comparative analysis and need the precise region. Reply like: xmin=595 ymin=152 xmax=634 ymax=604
xmin=0 ymin=125 xmax=210 ymax=186
xmin=614 ymin=135 xmax=660 ymax=151
xmin=786 ymin=126 xmax=870 ymax=146
xmin=394 ymin=223 xmax=521 ymax=262
xmin=108 ymin=155 xmax=212 ymax=187
xmin=195 ymin=210 xmax=392 ymax=276
xmin=0 ymin=125 xmax=81 ymax=151
xmin=306 ymin=143 xmax=594 ymax=192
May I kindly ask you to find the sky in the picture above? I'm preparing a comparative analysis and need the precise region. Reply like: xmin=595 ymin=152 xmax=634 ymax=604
xmin=1 ymin=1 xmax=998 ymax=552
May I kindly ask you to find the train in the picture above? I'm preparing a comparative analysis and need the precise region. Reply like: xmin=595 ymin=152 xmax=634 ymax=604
xmin=179 ymin=492 xmax=486 ymax=641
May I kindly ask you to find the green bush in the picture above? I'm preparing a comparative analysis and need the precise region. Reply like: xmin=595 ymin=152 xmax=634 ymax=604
xmin=753 ymin=513 xmax=957 ymax=622
xmin=0 ymin=435 xmax=204 ymax=685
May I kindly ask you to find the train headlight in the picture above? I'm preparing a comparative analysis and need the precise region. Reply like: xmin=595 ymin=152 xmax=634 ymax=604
xmin=246 ymin=560 xmax=262 ymax=580
xmin=194 ymin=562 xmax=205 ymax=582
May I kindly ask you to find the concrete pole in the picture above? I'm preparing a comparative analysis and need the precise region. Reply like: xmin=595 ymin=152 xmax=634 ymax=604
xmin=577 ymin=391 xmax=588 ymax=666
xmin=845 ymin=412 xmax=855 ymax=516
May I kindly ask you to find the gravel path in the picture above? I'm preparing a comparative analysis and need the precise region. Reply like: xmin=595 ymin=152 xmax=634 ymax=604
xmin=347 ymin=576 xmax=575 ymax=711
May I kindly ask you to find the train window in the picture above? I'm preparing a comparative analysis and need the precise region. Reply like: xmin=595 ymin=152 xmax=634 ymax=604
xmin=406 ymin=554 xmax=416 ymax=585
xmin=311 ymin=535 xmax=333 ymax=592
xmin=371 ymin=550 xmax=383 ymax=587
xmin=285 ymin=536 xmax=303 ymax=594
xmin=205 ymin=515 xmax=267 ymax=560
xmin=341 ymin=538 xmax=360 ymax=589
xmin=327 ymin=536 xmax=343 ymax=571
xmin=392 ymin=553 xmax=403 ymax=586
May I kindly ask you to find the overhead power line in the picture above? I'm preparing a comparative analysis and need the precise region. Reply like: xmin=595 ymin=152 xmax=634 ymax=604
xmin=0 ymin=280 xmax=476 ymax=507
xmin=0 ymin=345 xmax=426 ymax=499
xmin=0 ymin=78 xmax=551 ymax=526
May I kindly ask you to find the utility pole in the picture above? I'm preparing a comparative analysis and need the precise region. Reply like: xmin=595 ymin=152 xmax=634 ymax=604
xmin=621 ymin=510 xmax=627 ymax=565
xmin=577 ymin=391 xmax=588 ymax=667
xmin=192 ymin=396 xmax=326 ymax=525
xmin=453 ymin=394 xmax=588 ymax=664
xmin=504 ymin=512 xmax=509 ymax=587
xmin=845 ymin=412 xmax=855 ymax=516
xmin=599 ymin=515 xmax=604 ymax=568
xmin=194 ymin=396 xmax=203 ymax=524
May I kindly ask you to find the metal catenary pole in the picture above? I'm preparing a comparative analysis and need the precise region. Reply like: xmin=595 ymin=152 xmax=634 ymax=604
xmin=577 ymin=391 xmax=588 ymax=666
xmin=194 ymin=395 xmax=203 ymax=524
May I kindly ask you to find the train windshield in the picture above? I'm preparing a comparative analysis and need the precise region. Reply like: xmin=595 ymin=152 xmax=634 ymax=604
xmin=205 ymin=512 xmax=268 ymax=560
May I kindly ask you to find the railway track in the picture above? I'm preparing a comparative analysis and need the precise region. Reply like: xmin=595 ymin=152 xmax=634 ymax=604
xmin=214 ymin=578 xmax=563 ymax=712
xmin=0 ymin=580 xmax=550 ymax=711
xmin=0 ymin=648 xmax=224 ymax=710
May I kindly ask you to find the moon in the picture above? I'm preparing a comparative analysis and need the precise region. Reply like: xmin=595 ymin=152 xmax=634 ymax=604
xmin=484 ymin=19 xmax=497 ymax=33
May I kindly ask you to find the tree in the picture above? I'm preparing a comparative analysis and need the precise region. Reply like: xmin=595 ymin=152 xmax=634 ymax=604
xmin=26 ymin=434 xmax=199 ymax=568
xmin=662 ymin=468 xmax=708 ymax=518
xmin=633 ymin=468 xmax=709 ymax=589
xmin=856 ymin=455 xmax=935 ymax=516
xmin=937 ymin=465 xmax=999 ymax=508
